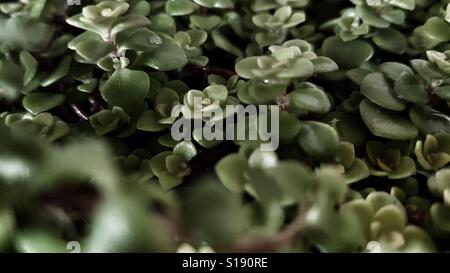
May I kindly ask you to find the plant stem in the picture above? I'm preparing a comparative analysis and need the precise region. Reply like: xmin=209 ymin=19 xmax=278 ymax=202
xmin=229 ymin=204 xmax=310 ymax=252
xmin=203 ymin=66 xmax=236 ymax=78
xmin=70 ymin=104 xmax=89 ymax=120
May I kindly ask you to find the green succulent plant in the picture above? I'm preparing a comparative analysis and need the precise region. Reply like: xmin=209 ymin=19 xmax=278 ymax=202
xmin=427 ymin=50 xmax=450 ymax=75
xmin=252 ymin=0 xmax=309 ymax=12
xmin=174 ymin=30 xmax=209 ymax=66
xmin=410 ymin=6 xmax=450 ymax=50
xmin=351 ymin=0 xmax=415 ymax=28
xmin=165 ymin=0 xmax=199 ymax=16
xmin=235 ymin=39 xmax=337 ymax=104
xmin=1 ymin=112 xmax=69 ymax=142
xmin=150 ymin=141 xmax=197 ymax=191
xmin=332 ymin=141 xmax=370 ymax=184
xmin=427 ymin=169 xmax=450 ymax=235
xmin=427 ymin=168 xmax=450 ymax=205
xmin=358 ymin=198 xmax=435 ymax=252
xmin=207 ymin=74 xmax=245 ymax=95
xmin=215 ymin=149 xmax=279 ymax=196
xmin=181 ymin=85 xmax=238 ymax=121
xmin=137 ymin=85 xmax=186 ymax=132
xmin=0 ymin=51 xmax=42 ymax=100
xmin=114 ymin=148 xmax=154 ymax=183
xmin=89 ymin=106 xmax=131 ymax=137
xmin=252 ymin=6 xmax=306 ymax=46
xmin=236 ymin=39 xmax=337 ymax=81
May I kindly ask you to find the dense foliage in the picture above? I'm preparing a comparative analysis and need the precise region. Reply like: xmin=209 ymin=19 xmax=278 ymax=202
xmin=0 ymin=0 xmax=450 ymax=253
